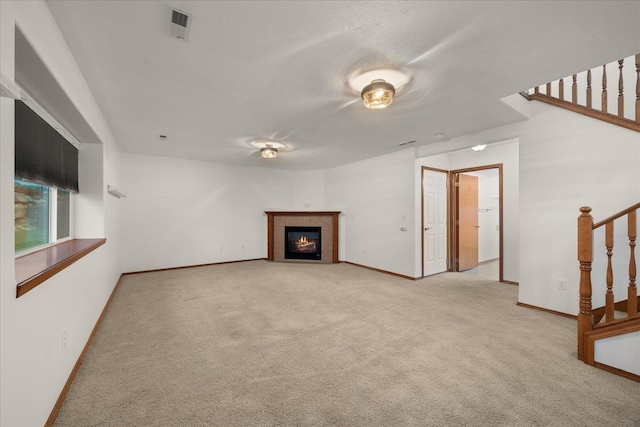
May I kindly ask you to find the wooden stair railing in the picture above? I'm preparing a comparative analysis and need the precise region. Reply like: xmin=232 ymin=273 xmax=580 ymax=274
xmin=577 ymin=203 xmax=640 ymax=363
xmin=521 ymin=54 xmax=640 ymax=132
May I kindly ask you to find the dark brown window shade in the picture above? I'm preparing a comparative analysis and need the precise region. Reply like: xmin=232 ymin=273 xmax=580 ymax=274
xmin=15 ymin=100 xmax=79 ymax=193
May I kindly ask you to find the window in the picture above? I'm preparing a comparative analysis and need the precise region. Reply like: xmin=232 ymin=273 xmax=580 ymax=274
xmin=15 ymin=180 xmax=49 ymax=253
xmin=14 ymin=95 xmax=78 ymax=255
xmin=12 ymin=86 xmax=95 ymax=297
xmin=15 ymin=179 xmax=72 ymax=254
xmin=57 ymin=188 xmax=71 ymax=239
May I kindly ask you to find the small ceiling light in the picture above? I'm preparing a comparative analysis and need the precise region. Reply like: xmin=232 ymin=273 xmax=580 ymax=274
xmin=472 ymin=144 xmax=487 ymax=152
xmin=261 ymin=147 xmax=278 ymax=158
xmin=361 ymin=79 xmax=395 ymax=109
xmin=251 ymin=140 xmax=286 ymax=159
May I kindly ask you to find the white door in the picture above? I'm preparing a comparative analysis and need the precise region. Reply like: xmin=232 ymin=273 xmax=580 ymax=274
xmin=423 ymin=169 xmax=447 ymax=276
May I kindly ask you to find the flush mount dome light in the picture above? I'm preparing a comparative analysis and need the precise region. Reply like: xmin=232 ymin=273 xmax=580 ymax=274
xmin=251 ymin=140 xmax=286 ymax=159
xmin=261 ymin=147 xmax=278 ymax=158
xmin=361 ymin=79 xmax=395 ymax=109
xmin=472 ymin=144 xmax=487 ymax=152
xmin=349 ymin=68 xmax=410 ymax=110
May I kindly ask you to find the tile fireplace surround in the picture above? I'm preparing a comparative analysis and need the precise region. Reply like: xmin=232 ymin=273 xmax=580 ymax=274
xmin=265 ymin=211 xmax=340 ymax=264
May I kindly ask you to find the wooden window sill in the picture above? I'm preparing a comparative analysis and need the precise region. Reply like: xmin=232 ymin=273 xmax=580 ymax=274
xmin=15 ymin=238 xmax=106 ymax=298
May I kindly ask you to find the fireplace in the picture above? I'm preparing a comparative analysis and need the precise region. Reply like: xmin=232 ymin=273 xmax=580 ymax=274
xmin=285 ymin=226 xmax=321 ymax=260
xmin=265 ymin=211 xmax=340 ymax=264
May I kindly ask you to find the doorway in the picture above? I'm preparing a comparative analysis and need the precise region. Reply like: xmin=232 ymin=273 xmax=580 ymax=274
xmin=421 ymin=164 xmax=503 ymax=282
xmin=451 ymin=165 xmax=503 ymax=281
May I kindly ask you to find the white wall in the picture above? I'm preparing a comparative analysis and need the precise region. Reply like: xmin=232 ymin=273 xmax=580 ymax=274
xmin=416 ymin=140 xmax=520 ymax=281
xmin=76 ymin=143 xmax=105 ymax=237
xmin=518 ymin=104 xmax=638 ymax=315
xmin=420 ymin=102 xmax=638 ymax=315
xmin=0 ymin=2 xmax=122 ymax=426
xmin=470 ymin=172 xmax=500 ymax=263
xmin=326 ymin=149 xmax=417 ymax=277
xmin=104 ymin=137 xmax=123 ymax=273
xmin=292 ymin=170 xmax=326 ymax=210
xmin=119 ymin=153 xmax=326 ymax=273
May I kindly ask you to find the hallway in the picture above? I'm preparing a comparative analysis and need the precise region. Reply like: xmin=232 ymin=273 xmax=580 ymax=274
xmin=462 ymin=258 xmax=499 ymax=281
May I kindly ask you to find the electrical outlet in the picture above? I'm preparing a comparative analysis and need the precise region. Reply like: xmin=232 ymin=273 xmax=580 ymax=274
xmin=61 ymin=329 xmax=67 ymax=350
xmin=557 ymin=279 xmax=566 ymax=291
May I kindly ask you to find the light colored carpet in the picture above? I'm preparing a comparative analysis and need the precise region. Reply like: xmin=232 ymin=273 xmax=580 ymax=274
xmin=54 ymin=260 xmax=640 ymax=426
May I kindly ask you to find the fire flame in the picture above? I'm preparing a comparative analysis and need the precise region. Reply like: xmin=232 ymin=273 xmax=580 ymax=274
xmin=296 ymin=236 xmax=316 ymax=251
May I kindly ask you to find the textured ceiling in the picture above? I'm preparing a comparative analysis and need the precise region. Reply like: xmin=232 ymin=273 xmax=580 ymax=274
xmin=43 ymin=1 xmax=639 ymax=170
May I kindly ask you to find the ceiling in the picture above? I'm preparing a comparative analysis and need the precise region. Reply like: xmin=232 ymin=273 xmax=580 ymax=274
xmin=41 ymin=1 xmax=639 ymax=170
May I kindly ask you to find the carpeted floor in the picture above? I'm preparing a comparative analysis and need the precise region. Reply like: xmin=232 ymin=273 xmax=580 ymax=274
xmin=462 ymin=259 xmax=499 ymax=281
xmin=54 ymin=260 xmax=640 ymax=426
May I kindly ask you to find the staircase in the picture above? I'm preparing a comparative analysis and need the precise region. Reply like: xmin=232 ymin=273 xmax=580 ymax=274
xmin=521 ymin=56 xmax=640 ymax=380
xmin=577 ymin=203 xmax=640 ymax=381
xmin=521 ymin=54 xmax=639 ymax=132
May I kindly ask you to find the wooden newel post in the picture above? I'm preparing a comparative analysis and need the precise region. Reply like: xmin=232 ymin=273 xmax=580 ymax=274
xmin=577 ymin=206 xmax=594 ymax=361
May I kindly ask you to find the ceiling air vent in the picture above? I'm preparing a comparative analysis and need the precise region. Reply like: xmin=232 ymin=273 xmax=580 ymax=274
xmin=166 ymin=6 xmax=193 ymax=42
xmin=398 ymin=140 xmax=416 ymax=147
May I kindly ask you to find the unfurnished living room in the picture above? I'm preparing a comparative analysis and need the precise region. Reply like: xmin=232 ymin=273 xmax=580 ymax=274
xmin=1 ymin=1 xmax=639 ymax=426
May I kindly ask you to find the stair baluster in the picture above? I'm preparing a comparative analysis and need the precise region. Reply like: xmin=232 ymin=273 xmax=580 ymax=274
xmin=605 ymin=222 xmax=614 ymax=322
xmin=629 ymin=210 xmax=637 ymax=316
xmin=601 ymin=64 xmax=607 ymax=113
xmin=618 ymin=59 xmax=624 ymax=118
xmin=586 ymin=69 xmax=592 ymax=108
xmin=523 ymin=54 xmax=639 ymax=132
xmin=635 ymin=54 xmax=639 ymax=122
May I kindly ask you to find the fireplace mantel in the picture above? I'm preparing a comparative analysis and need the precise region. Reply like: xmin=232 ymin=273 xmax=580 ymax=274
xmin=265 ymin=211 xmax=340 ymax=263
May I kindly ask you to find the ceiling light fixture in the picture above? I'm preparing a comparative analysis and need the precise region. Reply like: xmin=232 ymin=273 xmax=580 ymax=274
xmin=361 ymin=79 xmax=395 ymax=109
xmin=472 ymin=144 xmax=487 ymax=152
xmin=261 ymin=147 xmax=278 ymax=158
xmin=251 ymin=140 xmax=286 ymax=159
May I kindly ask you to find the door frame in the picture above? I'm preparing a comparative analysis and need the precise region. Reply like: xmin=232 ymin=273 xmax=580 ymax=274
xmin=448 ymin=164 xmax=503 ymax=282
xmin=420 ymin=166 xmax=450 ymax=277
xmin=421 ymin=163 xmax=504 ymax=281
